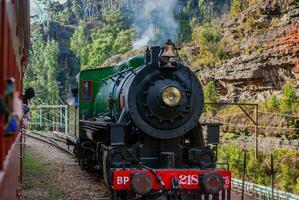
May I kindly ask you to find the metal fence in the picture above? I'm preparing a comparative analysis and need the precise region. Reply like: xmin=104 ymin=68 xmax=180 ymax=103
xmin=29 ymin=105 xmax=69 ymax=134
xmin=233 ymin=178 xmax=299 ymax=200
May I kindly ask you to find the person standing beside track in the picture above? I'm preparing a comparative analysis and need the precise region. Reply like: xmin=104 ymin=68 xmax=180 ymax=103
xmin=22 ymin=87 xmax=35 ymax=129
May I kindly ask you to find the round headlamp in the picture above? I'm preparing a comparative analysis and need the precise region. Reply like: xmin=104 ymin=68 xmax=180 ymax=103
xmin=131 ymin=173 xmax=153 ymax=195
xmin=202 ymin=173 xmax=224 ymax=194
xmin=161 ymin=86 xmax=182 ymax=107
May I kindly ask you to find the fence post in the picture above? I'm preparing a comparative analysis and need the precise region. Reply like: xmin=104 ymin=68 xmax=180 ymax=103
xmin=241 ymin=148 xmax=247 ymax=200
xmin=271 ymin=154 xmax=274 ymax=200
xmin=65 ymin=105 xmax=68 ymax=134
xmin=39 ymin=107 xmax=42 ymax=128
xmin=60 ymin=106 xmax=63 ymax=128
xmin=255 ymin=105 xmax=259 ymax=159
xmin=52 ymin=114 xmax=55 ymax=132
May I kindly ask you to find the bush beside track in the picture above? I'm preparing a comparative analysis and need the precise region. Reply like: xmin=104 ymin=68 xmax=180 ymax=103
xmin=218 ymin=143 xmax=299 ymax=194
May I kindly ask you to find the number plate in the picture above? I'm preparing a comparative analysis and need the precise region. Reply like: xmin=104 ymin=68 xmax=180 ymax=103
xmin=113 ymin=169 xmax=231 ymax=190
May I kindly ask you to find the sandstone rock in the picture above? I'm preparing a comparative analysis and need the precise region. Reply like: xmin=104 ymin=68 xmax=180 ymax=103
xmin=196 ymin=1 xmax=299 ymax=102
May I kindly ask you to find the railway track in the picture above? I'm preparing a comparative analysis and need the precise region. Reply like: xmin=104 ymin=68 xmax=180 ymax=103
xmin=24 ymin=130 xmax=111 ymax=200
xmin=27 ymin=130 xmax=299 ymax=199
xmin=25 ymin=131 xmax=74 ymax=155
xmin=31 ymin=130 xmax=66 ymax=143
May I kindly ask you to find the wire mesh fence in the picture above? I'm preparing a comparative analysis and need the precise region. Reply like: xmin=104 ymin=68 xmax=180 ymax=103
xmin=29 ymin=105 xmax=69 ymax=133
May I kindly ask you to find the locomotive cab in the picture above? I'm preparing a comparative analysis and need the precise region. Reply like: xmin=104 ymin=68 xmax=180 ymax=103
xmin=68 ymin=40 xmax=231 ymax=200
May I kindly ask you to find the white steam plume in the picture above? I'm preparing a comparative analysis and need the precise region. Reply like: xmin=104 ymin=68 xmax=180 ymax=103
xmin=132 ymin=0 xmax=179 ymax=49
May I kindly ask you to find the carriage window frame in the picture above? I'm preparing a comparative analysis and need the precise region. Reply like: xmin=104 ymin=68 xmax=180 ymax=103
xmin=82 ymin=80 xmax=93 ymax=102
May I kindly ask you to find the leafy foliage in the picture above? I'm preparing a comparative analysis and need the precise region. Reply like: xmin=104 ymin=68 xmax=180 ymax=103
xmin=24 ymin=31 xmax=64 ymax=130
xmin=230 ymin=0 xmax=242 ymax=17
xmin=103 ymin=11 xmax=132 ymax=35
xmin=87 ymin=30 xmax=114 ymax=67
xmin=218 ymin=144 xmax=299 ymax=194
xmin=260 ymin=82 xmax=299 ymax=114
xmin=113 ymin=29 xmax=135 ymax=54
xmin=70 ymin=11 xmax=134 ymax=69
xmin=70 ymin=23 xmax=90 ymax=61
xmin=183 ymin=23 xmax=227 ymax=67
xmin=203 ymin=81 xmax=219 ymax=115
xmin=24 ymin=32 xmax=59 ymax=106
xmin=177 ymin=0 xmax=231 ymax=43
xmin=230 ymin=0 xmax=264 ymax=17
xmin=280 ymin=83 xmax=298 ymax=113
xmin=261 ymin=96 xmax=280 ymax=113
xmin=31 ymin=0 xmax=234 ymax=95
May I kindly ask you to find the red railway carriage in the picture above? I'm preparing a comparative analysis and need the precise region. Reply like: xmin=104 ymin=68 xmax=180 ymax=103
xmin=0 ymin=0 xmax=30 ymax=199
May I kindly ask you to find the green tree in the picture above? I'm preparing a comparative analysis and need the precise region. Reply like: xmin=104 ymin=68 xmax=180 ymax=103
xmin=203 ymin=81 xmax=219 ymax=115
xmin=280 ymin=83 xmax=298 ymax=113
xmin=70 ymin=23 xmax=90 ymax=65
xmin=80 ymin=45 xmax=92 ymax=67
xmin=104 ymin=11 xmax=132 ymax=34
xmin=265 ymin=96 xmax=280 ymax=113
xmin=230 ymin=0 xmax=242 ymax=17
xmin=42 ymin=40 xmax=60 ymax=105
xmin=24 ymin=32 xmax=59 ymax=105
xmin=24 ymin=32 xmax=45 ymax=87
xmin=219 ymin=144 xmax=299 ymax=194
xmin=87 ymin=30 xmax=114 ymax=68
xmin=218 ymin=144 xmax=244 ymax=177
xmin=190 ymin=23 xmax=224 ymax=66
xmin=113 ymin=29 xmax=134 ymax=54
xmin=83 ymin=10 xmax=134 ymax=68
xmin=199 ymin=0 xmax=214 ymax=21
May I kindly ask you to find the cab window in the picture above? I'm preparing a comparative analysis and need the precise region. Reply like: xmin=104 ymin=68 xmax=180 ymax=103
xmin=82 ymin=80 xmax=92 ymax=101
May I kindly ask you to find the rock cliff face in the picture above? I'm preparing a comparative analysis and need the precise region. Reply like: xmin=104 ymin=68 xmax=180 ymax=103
xmin=197 ymin=0 xmax=299 ymax=102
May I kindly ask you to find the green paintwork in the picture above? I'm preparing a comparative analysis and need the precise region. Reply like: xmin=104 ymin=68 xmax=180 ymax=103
xmin=126 ymin=55 xmax=145 ymax=68
xmin=93 ymin=78 xmax=115 ymax=117
xmin=78 ymin=67 xmax=114 ymax=117
xmin=113 ymin=55 xmax=145 ymax=71
xmin=93 ymin=55 xmax=145 ymax=119
xmin=77 ymin=55 xmax=145 ymax=137
xmin=78 ymin=67 xmax=114 ymax=138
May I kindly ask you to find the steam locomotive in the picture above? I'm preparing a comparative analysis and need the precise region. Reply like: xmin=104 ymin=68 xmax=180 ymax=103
xmin=67 ymin=40 xmax=231 ymax=200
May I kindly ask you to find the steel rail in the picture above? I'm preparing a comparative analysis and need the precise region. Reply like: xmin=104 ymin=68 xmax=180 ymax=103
xmin=26 ymin=132 xmax=74 ymax=156
xmin=30 ymin=130 xmax=66 ymax=143
xmin=50 ymin=131 xmax=67 ymax=140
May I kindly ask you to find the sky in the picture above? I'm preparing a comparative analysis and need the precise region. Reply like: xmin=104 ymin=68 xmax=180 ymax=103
xmin=30 ymin=0 xmax=67 ymax=16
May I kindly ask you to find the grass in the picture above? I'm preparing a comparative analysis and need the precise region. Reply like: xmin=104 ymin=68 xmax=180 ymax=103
xmin=23 ymin=150 xmax=66 ymax=200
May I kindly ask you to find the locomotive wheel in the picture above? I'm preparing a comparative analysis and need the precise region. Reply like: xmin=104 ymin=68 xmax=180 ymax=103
xmin=79 ymin=158 xmax=89 ymax=170
xmin=74 ymin=143 xmax=93 ymax=171
xmin=103 ymin=149 xmax=113 ymax=189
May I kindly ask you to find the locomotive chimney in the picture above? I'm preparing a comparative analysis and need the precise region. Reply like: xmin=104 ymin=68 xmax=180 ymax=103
xmin=150 ymin=46 xmax=160 ymax=66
